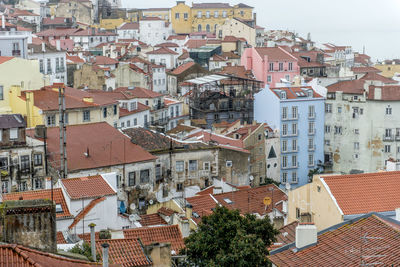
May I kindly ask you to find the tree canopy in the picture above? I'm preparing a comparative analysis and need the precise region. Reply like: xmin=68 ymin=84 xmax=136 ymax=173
xmin=183 ymin=205 xmax=279 ymax=267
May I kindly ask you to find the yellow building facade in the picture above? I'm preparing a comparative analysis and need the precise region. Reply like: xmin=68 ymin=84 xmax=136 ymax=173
xmin=170 ymin=2 xmax=254 ymax=34
xmin=96 ymin=18 xmax=129 ymax=30
xmin=0 ymin=57 xmax=49 ymax=115
xmin=374 ymin=62 xmax=400 ymax=78
xmin=217 ymin=18 xmax=256 ymax=47
xmin=141 ymin=8 xmax=171 ymax=21
xmin=287 ymin=175 xmax=344 ymax=231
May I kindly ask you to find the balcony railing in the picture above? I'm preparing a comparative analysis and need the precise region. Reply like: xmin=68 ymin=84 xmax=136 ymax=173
xmin=383 ymin=134 xmax=394 ymax=141
xmin=396 ymin=135 xmax=400 ymax=141
xmin=308 ymin=145 xmax=316 ymax=151
xmin=308 ymin=129 xmax=316 ymax=135
xmin=12 ymin=50 xmax=21 ymax=56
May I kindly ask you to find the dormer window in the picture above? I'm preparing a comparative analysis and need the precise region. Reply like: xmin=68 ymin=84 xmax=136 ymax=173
xmin=281 ymin=91 xmax=287 ymax=99
xmin=308 ymin=90 xmax=313 ymax=97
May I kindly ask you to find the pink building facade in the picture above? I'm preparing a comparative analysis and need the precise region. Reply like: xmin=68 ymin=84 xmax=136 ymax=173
xmin=241 ymin=47 xmax=299 ymax=87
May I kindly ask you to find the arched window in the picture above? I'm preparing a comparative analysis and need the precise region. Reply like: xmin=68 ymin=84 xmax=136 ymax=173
xmin=198 ymin=24 xmax=202 ymax=32
xmin=214 ymin=24 xmax=218 ymax=33
xmin=206 ymin=24 xmax=210 ymax=32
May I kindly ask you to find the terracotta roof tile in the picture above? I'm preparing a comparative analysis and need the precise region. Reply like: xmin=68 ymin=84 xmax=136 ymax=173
xmin=0 ymin=56 xmax=14 ymax=64
xmin=62 ymin=175 xmax=116 ymax=200
xmin=139 ymin=213 xmax=167 ymax=226
xmin=185 ymin=130 xmax=249 ymax=153
xmin=155 ymin=42 xmax=179 ymax=48
xmin=167 ymin=35 xmax=187 ymax=40
xmin=368 ymin=85 xmax=400 ymax=101
xmin=184 ymin=39 xmax=207 ymax=49
xmin=351 ymin=66 xmax=381 ymax=73
xmin=270 ymin=86 xmax=322 ymax=99
xmin=119 ymin=22 xmax=139 ymax=30
xmin=146 ymin=47 xmax=178 ymax=55
xmin=321 ymin=171 xmax=400 ymax=215
xmin=272 ymin=221 xmax=299 ymax=249
xmin=169 ymin=61 xmax=196 ymax=75
xmin=92 ymin=56 xmax=119 ymax=65
xmin=95 ymin=238 xmax=151 ymax=267
xmin=3 ymin=188 xmax=72 ymax=218
xmin=255 ymin=47 xmax=297 ymax=61
xmin=123 ymin=225 xmax=184 ymax=253
xmin=157 ymin=207 xmax=176 ymax=217
xmin=186 ymin=194 xmax=218 ymax=224
xmin=269 ymin=214 xmax=400 ymax=266
xmin=360 ymin=72 xmax=397 ymax=84
xmin=27 ymin=123 xmax=156 ymax=172
xmin=326 ymin=79 xmax=365 ymax=94
xmin=114 ymin=87 xmax=163 ymax=98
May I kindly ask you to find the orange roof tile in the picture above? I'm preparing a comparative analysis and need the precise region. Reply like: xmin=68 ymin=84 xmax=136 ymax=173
xmin=184 ymin=39 xmax=207 ymax=49
xmin=167 ymin=35 xmax=187 ymax=40
xmin=146 ymin=47 xmax=178 ymax=55
xmin=185 ymin=130 xmax=249 ymax=153
xmin=123 ymin=225 xmax=184 ymax=253
xmin=114 ymin=87 xmax=163 ymax=98
xmin=351 ymin=66 xmax=380 ymax=73
xmin=271 ymin=221 xmax=299 ymax=249
xmin=69 ymin=197 xmax=106 ymax=229
xmin=139 ymin=213 xmax=167 ymax=226
xmin=255 ymin=47 xmax=297 ymax=61
xmin=360 ymin=72 xmax=397 ymax=84
xmin=327 ymin=79 xmax=365 ymax=94
xmin=92 ymin=56 xmax=119 ymax=65
xmin=157 ymin=207 xmax=176 ymax=217
xmin=186 ymin=194 xmax=218 ymax=224
xmin=0 ymin=56 xmax=14 ymax=64
xmin=3 ymin=188 xmax=72 ymax=218
xmin=269 ymin=214 xmax=400 ymax=266
xmin=27 ymin=123 xmax=157 ymax=172
xmin=321 ymin=171 xmax=400 ymax=215
xmin=169 ymin=61 xmax=196 ymax=75
xmin=368 ymin=85 xmax=400 ymax=101
xmin=270 ymin=86 xmax=323 ymax=99
xmin=95 ymin=238 xmax=151 ymax=267
xmin=62 ymin=175 xmax=115 ymax=200
xmin=57 ymin=232 xmax=67 ymax=244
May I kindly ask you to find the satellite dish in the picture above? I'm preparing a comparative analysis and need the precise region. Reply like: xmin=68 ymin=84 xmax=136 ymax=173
xmin=285 ymin=183 xmax=291 ymax=191
xmin=130 ymin=203 xmax=136 ymax=211
xmin=129 ymin=214 xmax=136 ymax=222
xmin=249 ymin=175 xmax=254 ymax=181
xmin=149 ymin=199 xmax=154 ymax=205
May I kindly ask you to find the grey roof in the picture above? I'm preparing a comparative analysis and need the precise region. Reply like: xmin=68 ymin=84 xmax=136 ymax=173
xmin=236 ymin=3 xmax=253 ymax=8
xmin=0 ymin=114 xmax=26 ymax=129
xmin=192 ymin=3 xmax=231 ymax=9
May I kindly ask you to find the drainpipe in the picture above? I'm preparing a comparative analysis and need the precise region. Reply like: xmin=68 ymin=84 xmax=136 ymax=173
xmin=89 ymin=223 xmax=96 ymax=261
xmin=102 ymin=243 xmax=109 ymax=267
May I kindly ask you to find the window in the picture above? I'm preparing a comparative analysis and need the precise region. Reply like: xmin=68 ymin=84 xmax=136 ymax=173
xmin=103 ymin=107 xmax=107 ymax=118
xmin=140 ymin=169 xmax=150 ymax=183
xmin=203 ymin=162 xmax=210 ymax=170
xmin=279 ymin=62 xmax=283 ymax=71
xmin=308 ymin=105 xmax=315 ymax=118
xmin=19 ymin=181 xmax=27 ymax=192
xmin=385 ymin=145 xmax=391 ymax=153
xmin=354 ymin=142 xmax=359 ymax=150
xmin=285 ymin=75 xmax=290 ymax=81
xmin=292 ymin=172 xmax=298 ymax=183
xmin=197 ymin=24 xmax=202 ymax=32
xmin=20 ymin=155 xmax=30 ymax=172
xmin=113 ymin=105 xmax=117 ymax=115
xmin=292 ymin=123 xmax=297 ymax=135
xmin=176 ymin=161 xmax=184 ymax=172
xmin=128 ymin=172 xmax=136 ymax=186
xmin=386 ymin=107 xmax=392 ymax=115
xmin=177 ymin=183 xmax=183 ymax=192
xmin=121 ymin=122 xmax=125 ymax=128
xmin=267 ymin=75 xmax=272 ymax=82
xmin=197 ymin=11 xmax=202 ymax=17
xmin=282 ymin=140 xmax=287 ymax=152
xmin=214 ymin=11 xmax=218 ymax=17
xmin=335 ymin=126 xmax=342 ymax=134
xmin=289 ymin=62 xmax=293 ymax=71
xmin=34 ymin=154 xmax=42 ymax=166
xmin=269 ymin=62 xmax=274 ymax=71
xmin=155 ymin=164 xmax=161 ymax=181
xmin=34 ymin=178 xmax=42 ymax=189
xmin=292 ymin=155 xmax=297 ymax=167
xmin=325 ymin=139 xmax=330 ymax=146
xmin=240 ymin=10 xmax=244 ymax=16
xmin=175 ymin=106 xmax=179 ymax=116
xmin=206 ymin=24 xmax=210 ymax=32
xmin=296 ymin=207 xmax=300 ymax=219
xmin=325 ymin=103 xmax=332 ymax=113
xmin=222 ymin=11 xmax=227 ymax=17
xmin=292 ymin=139 xmax=297 ymax=151
xmin=282 ymin=172 xmax=287 ymax=183
xmin=39 ymin=60 xmax=44 ymax=73
xmin=64 ymin=113 xmax=68 ymax=125
xmin=83 ymin=110 xmax=90 ymax=122
xmin=189 ymin=160 xmax=197 ymax=171
xmin=47 ymin=115 xmax=56 ymax=127
xmin=206 ymin=11 xmax=210 ymax=18
xmin=308 ymin=154 xmax=314 ymax=166
xmin=282 ymin=124 xmax=288 ymax=136
xmin=2 ymin=181 xmax=8 ymax=193
xmin=56 ymin=58 xmax=59 ymax=72
xmin=184 ymin=13 xmax=188 ymax=19
xmin=337 ymin=106 xmax=342 ymax=113
xmin=127 ymin=120 xmax=130 ymax=127
xmin=175 ymin=13 xmax=180 ymax=19
xmin=281 ymin=91 xmax=286 ymax=99
xmin=308 ymin=138 xmax=314 ymax=150
xmin=292 ymin=106 xmax=298 ymax=118
xmin=385 ymin=128 xmax=392 ymax=137
xmin=325 ymin=125 xmax=331 ymax=133
xmin=282 ymin=107 xmax=288 ymax=119
xmin=282 ymin=156 xmax=287 ymax=168
xmin=0 ymin=157 xmax=8 ymax=170
xmin=308 ymin=122 xmax=315 ymax=134
xmin=10 ymin=128 xmax=18 ymax=139
xmin=47 ymin=58 xmax=51 ymax=74
xmin=134 ymin=118 xmax=137 ymax=126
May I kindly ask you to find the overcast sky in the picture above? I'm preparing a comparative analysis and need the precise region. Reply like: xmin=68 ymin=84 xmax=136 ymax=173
xmin=122 ymin=0 xmax=400 ymax=60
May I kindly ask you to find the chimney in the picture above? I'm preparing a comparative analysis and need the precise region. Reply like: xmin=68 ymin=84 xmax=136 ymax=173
xmin=89 ymin=223 xmax=96 ymax=261
xmin=396 ymin=208 xmax=400 ymax=221
xmin=295 ymin=223 xmax=317 ymax=250
xmin=1 ymin=15 xmax=5 ymax=29
xmin=42 ymin=42 xmax=46 ymax=52
xmin=56 ymin=39 xmax=61 ymax=51
xmin=101 ymin=243 xmax=109 ymax=267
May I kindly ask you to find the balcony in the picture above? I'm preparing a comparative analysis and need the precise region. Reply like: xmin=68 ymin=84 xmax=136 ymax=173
xmin=282 ymin=115 xmax=298 ymax=121
xmin=308 ymin=145 xmax=316 ymax=151
xmin=396 ymin=135 xmax=400 ymax=141
xmin=383 ymin=134 xmax=394 ymax=142
xmin=308 ymin=129 xmax=316 ymax=135
xmin=308 ymin=113 xmax=316 ymax=119
xmin=198 ymin=170 xmax=210 ymax=177
xmin=282 ymin=163 xmax=299 ymax=170
xmin=12 ymin=50 xmax=21 ymax=56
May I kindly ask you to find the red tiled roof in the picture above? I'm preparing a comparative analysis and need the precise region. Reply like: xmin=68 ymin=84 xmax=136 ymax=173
xmin=57 ymin=231 xmax=67 ymax=244
xmin=218 ymin=65 xmax=254 ymax=80
xmin=3 ymin=188 xmax=72 ymax=218
xmin=146 ymin=47 xmax=178 ymax=55
xmin=0 ymin=56 xmax=14 ymax=64
xmin=185 ymin=130 xmax=249 ymax=153
xmin=92 ymin=56 xmax=119 ymax=65
xmin=270 ymin=86 xmax=323 ymax=99
xmin=62 ymin=175 xmax=116 ymax=200
xmin=95 ymin=238 xmax=151 ymax=267
xmin=326 ymin=79 xmax=365 ymax=94
xmin=269 ymin=214 xmax=400 ymax=266
xmin=351 ymin=66 xmax=380 ymax=73
xmin=321 ymin=171 xmax=400 ymax=215
xmin=139 ymin=213 xmax=167 ymax=226
xmin=114 ymin=87 xmax=163 ymax=98
xmin=167 ymin=35 xmax=187 ymax=40
xmin=158 ymin=207 xmax=176 ymax=217
xmin=186 ymin=194 xmax=218 ymax=224
xmin=360 ymin=72 xmax=397 ymax=84
xmin=66 ymin=54 xmax=85 ymax=64
xmin=123 ymin=225 xmax=185 ymax=253
xmin=70 ymin=28 xmax=117 ymax=36
xmin=255 ymin=47 xmax=297 ymax=61
xmin=155 ymin=42 xmax=179 ymax=48
xmin=271 ymin=221 xmax=299 ymax=249
xmin=368 ymin=85 xmax=400 ymax=101
xmin=119 ymin=102 xmax=150 ymax=117
xmin=0 ymin=244 xmax=98 ymax=266
xmin=226 ymin=123 xmax=261 ymax=140
xmin=184 ymin=39 xmax=207 ymax=49
xmin=119 ymin=22 xmax=139 ymax=30
xmin=222 ymin=35 xmax=238 ymax=42
xmin=169 ymin=61 xmax=196 ymax=75
xmin=36 ymin=28 xmax=79 ymax=37
xmin=42 ymin=17 xmax=68 ymax=25
xmin=27 ymin=122 xmax=157 ymax=172
xmin=69 ymin=196 xmax=106 ymax=229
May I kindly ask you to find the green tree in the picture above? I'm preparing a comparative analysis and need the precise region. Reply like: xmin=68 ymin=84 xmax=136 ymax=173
xmin=70 ymin=242 xmax=100 ymax=261
xmin=182 ymin=206 xmax=278 ymax=267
